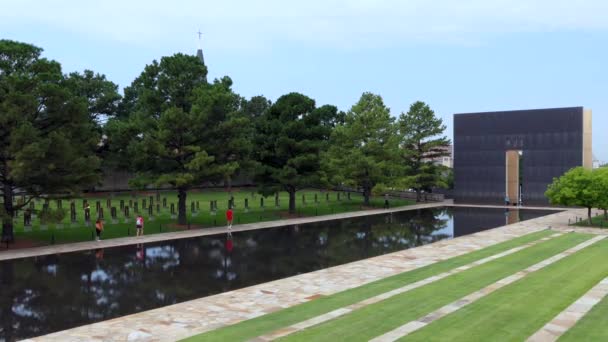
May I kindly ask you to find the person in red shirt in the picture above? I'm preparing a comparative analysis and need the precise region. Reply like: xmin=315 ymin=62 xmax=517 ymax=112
xmin=95 ymin=219 xmax=104 ymax=241
xmin=226 ymin=207 xmax=233 ymax=229
xmin=136 ymin=215 xmax=144 ymax=236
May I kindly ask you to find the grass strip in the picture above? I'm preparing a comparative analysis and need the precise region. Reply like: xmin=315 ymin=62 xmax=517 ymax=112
xmin=183 ymin=230 xmax=554 ymax=341
xmin=559 ymin=280 xmax=608 ymax=341
xmin=574 ymin=213 xmax=608 ymax=229
xmin=12 ymin=190 xmax=414 ymax=245
xmin=404 ymin=237 xmax=608 ymax=341
xmin=280 ymin=233 xmax=591 ymax=342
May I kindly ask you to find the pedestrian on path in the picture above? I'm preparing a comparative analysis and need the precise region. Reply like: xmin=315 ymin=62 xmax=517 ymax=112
xmin=95 ymin=218 xmax=104 ymax=241
xmin=136 ymin=215 xmax=144 ymax=236
xmin=384 ymin=193 xmax=390 ymax=209
xmin=226 ymin=207 xmax=234 ymax=229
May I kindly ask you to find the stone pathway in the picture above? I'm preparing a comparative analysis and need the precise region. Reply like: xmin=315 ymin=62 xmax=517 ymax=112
xmin=25 ymin=209 xmax=581 ymax=342
xmin=369 ymin=235 xmax=606 ymax=342
xmin=450 ymin=204 xmax=564 ymax=211
xmin=254 ymin=233 xmax=563 ymax=341
xmin=527 ymin=276 xmax=608 ymax=342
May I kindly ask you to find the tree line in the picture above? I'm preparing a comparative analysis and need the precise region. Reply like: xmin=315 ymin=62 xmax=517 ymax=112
xmin=0 ymin=40 xmax=451 ymax=242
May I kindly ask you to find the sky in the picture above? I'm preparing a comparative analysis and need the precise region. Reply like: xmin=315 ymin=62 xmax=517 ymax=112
xmin=1 ymin=0 xmax=606 ymax=162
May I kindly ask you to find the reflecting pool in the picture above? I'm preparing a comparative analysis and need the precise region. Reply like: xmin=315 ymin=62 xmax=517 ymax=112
xmin=0 ymin=207 xmax=556 ymax=341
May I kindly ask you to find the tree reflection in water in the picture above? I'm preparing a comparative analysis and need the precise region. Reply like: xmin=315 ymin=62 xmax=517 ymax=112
xmin=0 ymin=207 xmax=555 ymax=341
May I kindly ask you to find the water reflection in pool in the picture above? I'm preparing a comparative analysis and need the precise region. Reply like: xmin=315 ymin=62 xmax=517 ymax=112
xmin=0 ymin=207 xmax=556 ymax=341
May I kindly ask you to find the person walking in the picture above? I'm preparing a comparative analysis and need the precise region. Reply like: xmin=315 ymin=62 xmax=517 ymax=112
xmin=136 ymin=214 xmax=144 ymax=236
xmin=384 ymin=193 xmax=390 ymax=209
xmin=226 ymin=207 xmax=234 ymax=229
xmin=95 ymin=218 xmax=104 ymax=241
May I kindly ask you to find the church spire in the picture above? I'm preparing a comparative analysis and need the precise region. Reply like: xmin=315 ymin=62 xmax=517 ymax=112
xmin=196 ymin=30 xmax=207 ymax=83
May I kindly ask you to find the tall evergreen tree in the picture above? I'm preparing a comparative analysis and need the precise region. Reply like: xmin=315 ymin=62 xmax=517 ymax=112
xmin=234 ymin=95 xmax=272 ymax=185
xmin=242 ymin=95 xmax=271 ymax=119
xmin=0 ymin=40 xmax=101 ymax=242
xmin=254 ymin=93 xmax=337 ymax=213
xmin=325 ymin=92 xmax=400 ymax=206
xmin=64 ymin=69 xmax=121 ymax=125
xmin=398 ymin=101 xmax=450 ymax=202
xmin=106 ymin=53 xmax=247 ymax=224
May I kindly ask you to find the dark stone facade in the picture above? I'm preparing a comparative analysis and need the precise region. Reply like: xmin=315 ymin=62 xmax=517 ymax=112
xmin=453 ymin=107 xmax=587 ymax=205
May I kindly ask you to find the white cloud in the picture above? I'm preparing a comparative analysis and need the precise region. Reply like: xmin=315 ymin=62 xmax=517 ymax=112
xmin=2 ymin=0 xmax=607 ymax=49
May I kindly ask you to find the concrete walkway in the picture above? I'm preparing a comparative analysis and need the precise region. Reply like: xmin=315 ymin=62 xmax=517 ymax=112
xmin=450 ymin=203 xmax=564 ymax=211
xmin=24 ymin=208 xmax=585 ymax=342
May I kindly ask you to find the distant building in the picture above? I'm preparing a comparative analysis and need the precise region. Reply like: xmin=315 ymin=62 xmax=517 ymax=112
xmin=453 ymin=107 xmax=592 ymax=205
xmin=424 ymin=145 xmax=453 ymax=168
xmin=591 ymin=154 xmax=603 ymax=169
xmin=196 ymin=31 xmax=207 ymax=83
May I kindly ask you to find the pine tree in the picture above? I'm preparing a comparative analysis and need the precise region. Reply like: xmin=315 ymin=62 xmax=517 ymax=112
xmin=398 ymin=101 xmax=450 ymax=202
xmin=325 ymin=92 xmax=400 ymax=206
xmin=0 ymin=40 xmax=101 ymax=242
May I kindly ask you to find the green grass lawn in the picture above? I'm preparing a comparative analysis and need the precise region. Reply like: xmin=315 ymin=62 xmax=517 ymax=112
xmin=182 ymin=230 xmax=562 ymax=342
xmin=6 ymin=189 xmax=414 ymax=246
xmin=404 ymin=237 xmax=608 ymax=341
xmin=574 ymin=213 xmax=608 ymax=228
xmin=559 ymin=290 xmax=608 ymax=342
xmin=278 ymin=233 xmax=590 ymax=342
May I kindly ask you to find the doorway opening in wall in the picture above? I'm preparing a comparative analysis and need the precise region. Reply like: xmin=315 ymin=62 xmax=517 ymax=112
xmin=505 ymin=150 xmax=523 ymax=224
xmin=505 ymin=150 xmax=523 ymax=207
